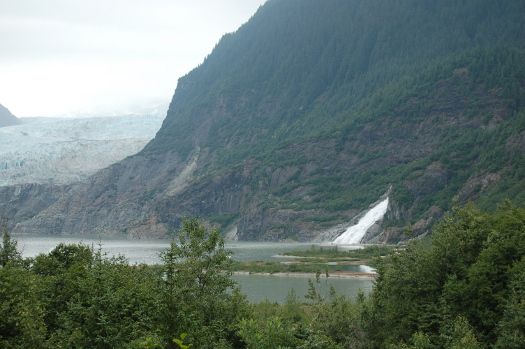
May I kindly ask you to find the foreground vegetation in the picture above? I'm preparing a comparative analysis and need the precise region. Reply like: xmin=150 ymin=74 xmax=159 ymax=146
xmin=1 ymin=204 xmax=524 ymax=348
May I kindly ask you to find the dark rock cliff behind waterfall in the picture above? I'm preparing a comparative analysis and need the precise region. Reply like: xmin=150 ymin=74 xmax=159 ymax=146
xmin=4 ymin=0 xmax=525 ymax=241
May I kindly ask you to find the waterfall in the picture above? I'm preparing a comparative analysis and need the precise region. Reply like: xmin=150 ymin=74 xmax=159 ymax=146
xmin=333 ymin=197 xmax=389 ymax=244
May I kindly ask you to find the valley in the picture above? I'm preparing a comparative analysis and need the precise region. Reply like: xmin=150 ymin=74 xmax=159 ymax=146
xmin=2 ymin=0 xmax=523 ymax=242
xmin=1 ymin=1 xmax=524 ymax=348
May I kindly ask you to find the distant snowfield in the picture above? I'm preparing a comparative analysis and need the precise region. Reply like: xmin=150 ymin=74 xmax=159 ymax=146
xmin=0 ymin=115 xmax=163 ymax=186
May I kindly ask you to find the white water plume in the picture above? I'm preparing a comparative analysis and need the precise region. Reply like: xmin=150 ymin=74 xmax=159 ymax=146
xmin=333 ymin=197 xmax=389 ymax=245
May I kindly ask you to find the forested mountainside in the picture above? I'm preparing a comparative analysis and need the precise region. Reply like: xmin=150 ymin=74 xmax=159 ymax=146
xmin=0 ymin=104 xmax=20 ymax=127
xmin=6 ymin=0 xmax=525 ymax=240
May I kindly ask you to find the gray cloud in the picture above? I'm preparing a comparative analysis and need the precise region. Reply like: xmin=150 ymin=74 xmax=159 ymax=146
xmin=0 ymin=0 xmax=266 ymax=116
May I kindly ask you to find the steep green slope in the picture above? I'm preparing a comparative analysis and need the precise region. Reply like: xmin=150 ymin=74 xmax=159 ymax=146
xmin=150 ymin=0 xmax=525 ymax=156
xmin=8 ymin=0 xmax=525 ymax=241
xmin=145 ymin=0 xmax=525 ymax=240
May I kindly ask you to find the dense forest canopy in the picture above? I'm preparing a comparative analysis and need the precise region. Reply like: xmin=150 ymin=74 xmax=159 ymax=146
xmin=1 ymin=205 xmax=524 ymax=348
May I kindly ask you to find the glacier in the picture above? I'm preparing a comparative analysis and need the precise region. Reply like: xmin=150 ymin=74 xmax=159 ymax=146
xmin=333 ymin=197 xmax=389 ymax=245
xmin=0 ymin=115 xmax=163 ymax=186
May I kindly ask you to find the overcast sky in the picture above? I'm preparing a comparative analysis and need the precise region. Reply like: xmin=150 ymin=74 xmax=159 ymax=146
xmin=0 ymin=0 xmax=266 ymax=117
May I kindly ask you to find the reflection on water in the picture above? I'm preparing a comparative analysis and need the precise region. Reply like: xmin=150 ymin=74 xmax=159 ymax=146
xmin=16 ymin=236 xmax=170 ymax=265
xmin=233 ymin=274 xmax=373 ymax=303
xmin=15 ymin=237 xmax=356 ymax=263
xmin=14 ymin=236 xmax=374 ymax=303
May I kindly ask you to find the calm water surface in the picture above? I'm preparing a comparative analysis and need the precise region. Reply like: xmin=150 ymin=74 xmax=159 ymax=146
xmin=15 ymin=236 xmax=374 ymax=302
xmin=233 ymin=274 xmax=373 ymax=303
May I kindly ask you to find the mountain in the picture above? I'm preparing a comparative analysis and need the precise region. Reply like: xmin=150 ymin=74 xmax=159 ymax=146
xmin=5 ymin=0 xmax=525 ymax=241
xmin=0 ymin=116 xmax=163 ymax=186
xmin=0 ymin=104 xmax=20 ymax=127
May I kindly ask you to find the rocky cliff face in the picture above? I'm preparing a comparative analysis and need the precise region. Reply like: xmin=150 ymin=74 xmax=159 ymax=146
xmin=2 ymin=0 xmax=525 ymax=241
xmin=0 ymin=104 xmax=20 ymax=127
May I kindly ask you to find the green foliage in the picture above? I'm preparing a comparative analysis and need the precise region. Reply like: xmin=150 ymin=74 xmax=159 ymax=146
xmin=1 ymin=205 xmax=524 ymax=348
xmin=238 ymin=281 xmax=367 ymax=349
xmin=238 ymin=316 xmax=300 ymax=349
xmin=173 ymin=333 xmax=192 ymax=349
xmin=160 ymin=218 xmax=248 ymax=348
xmin=368 ymin=204 xmax=525 ymax=347
xmin=0 ymin=267 xmax=47 ymax=349
xmin=232 ymin=260 xmax=328 ymax=274
xmin=494 ymin=256 xmax=525 ymax=348
xmin=0 ymin=219 xmax=252 ymax=349
xmin=0 ymin=224 xmax=21 ymax=267
xmin=31 ymin=243 xmax=97 ymax=337
xmin=399 ymin=332 xmax=433 ymax=349
xmin=442 ymin=316 xmax=481 ymax=349
xmin=308 ymin=290 xmax=368 ymax=348
xmin=30 ymin=244 xmax=161 ymax=349
xmin=33 ymin=243 xmax=93 ymax=273
xmin=129 ymin=335 xmax=165 ymax=349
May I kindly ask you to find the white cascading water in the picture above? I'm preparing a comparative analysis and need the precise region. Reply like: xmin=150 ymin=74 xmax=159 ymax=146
xmin=333 ymin=197 xmax=389 ymax=244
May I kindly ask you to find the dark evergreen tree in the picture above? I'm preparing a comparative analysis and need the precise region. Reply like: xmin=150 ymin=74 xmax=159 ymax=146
xmin=0 ymin=221 xmax=21 ymax=267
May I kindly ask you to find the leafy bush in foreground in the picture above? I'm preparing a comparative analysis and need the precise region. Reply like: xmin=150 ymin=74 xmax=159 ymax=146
xmin=1 ymin=205 xmax=524 ymax=348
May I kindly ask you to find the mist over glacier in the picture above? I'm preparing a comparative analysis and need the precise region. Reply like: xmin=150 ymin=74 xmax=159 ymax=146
xmin=0 ymin=115 xmax=163 ymax=186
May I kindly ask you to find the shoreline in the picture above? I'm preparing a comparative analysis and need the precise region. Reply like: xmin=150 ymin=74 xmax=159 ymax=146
xmin=233 ymin=270 xmax=377 ymax=280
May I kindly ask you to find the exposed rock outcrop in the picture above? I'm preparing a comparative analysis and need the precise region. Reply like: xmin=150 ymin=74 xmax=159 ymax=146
xmin=0 ymin=104 xmax=20 ymax=127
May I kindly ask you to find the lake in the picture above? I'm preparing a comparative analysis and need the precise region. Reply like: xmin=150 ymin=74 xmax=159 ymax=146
xmin=14 ymin=236 xmax=374 ymax=303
